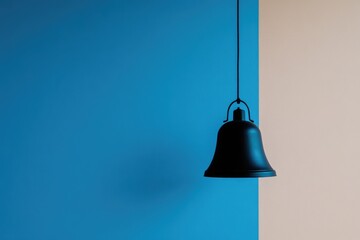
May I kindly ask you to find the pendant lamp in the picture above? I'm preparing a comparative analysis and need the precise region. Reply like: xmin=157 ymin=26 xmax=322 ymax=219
xmin=204 ymin=0 xmax=276 ymax=178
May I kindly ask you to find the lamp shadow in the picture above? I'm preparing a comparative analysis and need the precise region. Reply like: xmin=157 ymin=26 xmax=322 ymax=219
xmin=114 ymin=142 xmax=195 ymax=210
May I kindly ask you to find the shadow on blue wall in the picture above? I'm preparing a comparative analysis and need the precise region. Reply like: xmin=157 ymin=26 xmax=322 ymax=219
xmin=0 ymin=1 xmax=258 ymax=239
xmin=119 ymin=145 xmax=191 ymax=199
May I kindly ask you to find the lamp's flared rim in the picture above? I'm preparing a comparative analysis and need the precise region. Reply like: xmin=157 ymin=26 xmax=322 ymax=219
xmin=204 ymin=170 xmax=276 ymax=178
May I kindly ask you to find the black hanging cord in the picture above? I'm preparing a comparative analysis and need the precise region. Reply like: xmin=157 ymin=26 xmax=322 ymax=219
xmin=236 ymin=0 xmax=240 ymax=101
xmin=223 ymin=0 xmax=254 ymax=123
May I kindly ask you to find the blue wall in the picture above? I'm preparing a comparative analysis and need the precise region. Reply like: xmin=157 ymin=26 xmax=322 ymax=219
xmin=0 ymin=0 xmax=259 ymax=239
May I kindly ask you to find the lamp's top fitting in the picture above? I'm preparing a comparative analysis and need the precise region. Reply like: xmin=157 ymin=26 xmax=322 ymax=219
xmin=233 ymin=108 xmax=245 ymax=121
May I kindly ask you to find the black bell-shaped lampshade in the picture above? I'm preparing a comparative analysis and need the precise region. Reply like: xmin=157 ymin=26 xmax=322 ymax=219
xmin=204 ymin=108 xmax=276 ymax=178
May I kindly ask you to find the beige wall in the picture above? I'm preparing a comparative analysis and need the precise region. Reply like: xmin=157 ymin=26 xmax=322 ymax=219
xmin=259 ymin=0 xmax=360 ymax=239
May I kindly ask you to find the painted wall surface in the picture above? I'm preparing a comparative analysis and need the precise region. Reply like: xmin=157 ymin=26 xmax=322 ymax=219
xmin=260 ymin=0 xmax=360 ymax=239
xmin=0 ymin=1 xmax=259 ymax=239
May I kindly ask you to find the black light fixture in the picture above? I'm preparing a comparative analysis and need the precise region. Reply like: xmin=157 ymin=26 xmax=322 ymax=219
xmin=204 ymin=0 xmax=276 ymax=178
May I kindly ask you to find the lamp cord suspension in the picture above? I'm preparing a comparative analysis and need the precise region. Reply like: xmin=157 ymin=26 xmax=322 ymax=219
xmin=223 ymin=0 xmax=254 ymax=123
xmin=236 ymin=0 xmax=240 ymax=101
